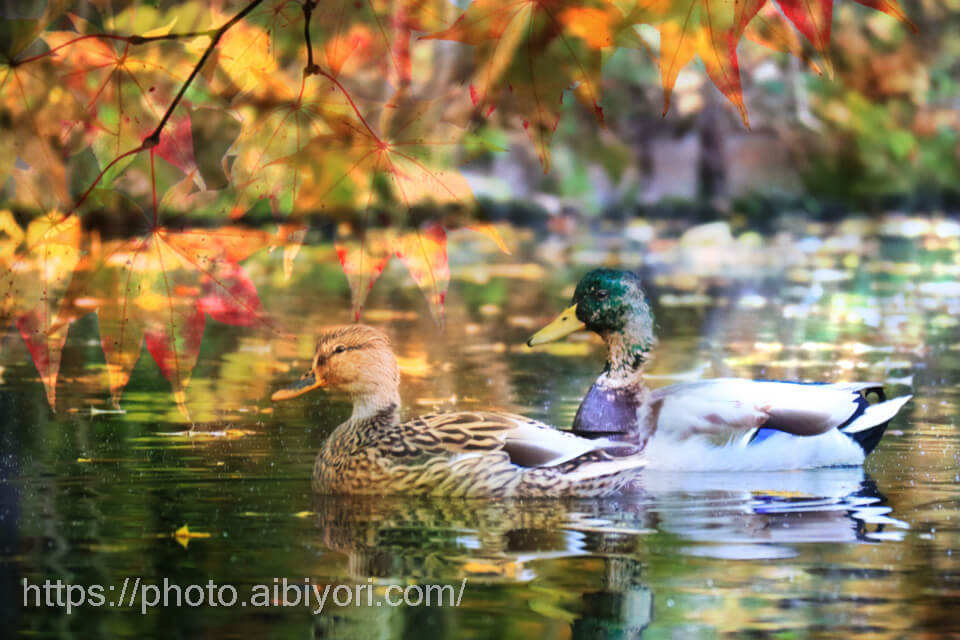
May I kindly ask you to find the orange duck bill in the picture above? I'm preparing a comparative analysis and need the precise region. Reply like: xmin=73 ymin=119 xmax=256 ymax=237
xmin=271 ymin=371 xmax=325 ymax=401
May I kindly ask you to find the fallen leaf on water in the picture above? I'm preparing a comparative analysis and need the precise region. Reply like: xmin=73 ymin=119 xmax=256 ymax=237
xmin=148 ymin=428 xmax=258 ymax=441
xmin=396 ymin=354 xmax=431 ymax=378
xmin=173 ymin=524 xmax=211 ymax=549
xmin=462 ymin=560 xmax=524 ymax=578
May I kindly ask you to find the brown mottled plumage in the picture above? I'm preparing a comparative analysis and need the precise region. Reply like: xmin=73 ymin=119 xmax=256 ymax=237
xmin=272 ymin=325 xmax=644 ymax=497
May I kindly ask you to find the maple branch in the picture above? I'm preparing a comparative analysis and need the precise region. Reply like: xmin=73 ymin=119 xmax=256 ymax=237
xmin=11 ymin=31 xmax=215 ymax=67
xmin=143 ymin=0 xmax=265 ymax=149
xmin=302 ymin=0 xmax=320 ymax=76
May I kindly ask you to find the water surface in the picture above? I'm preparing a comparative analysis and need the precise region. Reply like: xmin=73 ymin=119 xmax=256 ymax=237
xmin=4 ymin=217 xmax=958 ymax=638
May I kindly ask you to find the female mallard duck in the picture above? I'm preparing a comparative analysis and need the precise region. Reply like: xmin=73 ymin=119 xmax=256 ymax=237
xmin=272 ymin=325 xmax=644 ymax=497
xmin=527 ymin=269 xmax=912 ymax=471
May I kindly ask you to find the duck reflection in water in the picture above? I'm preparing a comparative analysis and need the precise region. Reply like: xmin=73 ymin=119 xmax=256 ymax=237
xmin=309 ymin=495 xmax=653 ymax=639
xmin=641 ymin=467 xmax=907 ymax=561
xmin=305 ymin=467 xmax=902 ymax=639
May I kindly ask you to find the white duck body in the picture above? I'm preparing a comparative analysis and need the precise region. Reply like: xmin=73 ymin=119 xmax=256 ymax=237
xmin=594 ymin=378 xmax=912 ymax=471
xmin=642 ymin=424 xmax=865 ymax=471
xmin=529 ymin=269 xmax=913 ymax=472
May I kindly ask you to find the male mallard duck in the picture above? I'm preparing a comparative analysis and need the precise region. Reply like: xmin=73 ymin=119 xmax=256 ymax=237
xmin=527 ymin=269 xmax=912 ymax=471
xmin=272 ymin=325 xmax=644 ymax=496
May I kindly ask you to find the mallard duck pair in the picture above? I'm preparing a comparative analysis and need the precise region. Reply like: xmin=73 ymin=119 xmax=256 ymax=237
xmin=273 ymin=270 xmax=911 ymax=496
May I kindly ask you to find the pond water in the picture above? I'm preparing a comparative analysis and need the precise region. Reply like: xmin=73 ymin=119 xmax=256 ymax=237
xmin=3 ymin=216 xmax=959 ymax=638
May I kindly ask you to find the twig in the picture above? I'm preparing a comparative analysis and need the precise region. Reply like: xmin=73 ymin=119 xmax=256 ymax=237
xmin=302 ymin=0 xmax=319 ymax=76
xmin=12 ymin=31 xmax=215 ymax=67
xmin=128 ymin=30 xmax=215 ymax=45
xmin=143 ymin=0 xmax=265 ymax=148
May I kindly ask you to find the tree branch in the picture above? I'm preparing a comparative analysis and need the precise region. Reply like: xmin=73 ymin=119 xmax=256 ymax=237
xmin=302 ymin=0 xmax=320 ymax=76
xmin=127 ymin=30 xmax=215 ymax=45
xmin=143 ymin=0 xmax=265 ymax=148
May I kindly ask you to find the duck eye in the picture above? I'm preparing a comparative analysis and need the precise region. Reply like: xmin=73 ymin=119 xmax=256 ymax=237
xmin=333 ymin=345 xmax=347 ymax=355
xmin=595 ymin=289 xmax=609 ymax=300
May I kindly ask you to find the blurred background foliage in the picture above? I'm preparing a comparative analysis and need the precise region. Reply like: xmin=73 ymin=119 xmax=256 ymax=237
xmin=1 ymin=0 xmax=954 ymax=231
xmin=464 ymin=0 xmax=960 ymax=220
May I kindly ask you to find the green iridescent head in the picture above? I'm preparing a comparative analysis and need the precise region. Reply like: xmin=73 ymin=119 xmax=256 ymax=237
xmin=571 ymin=269 xmax=651 ymax=333
xmin=528 ymin=269 xmax=656 ymax=370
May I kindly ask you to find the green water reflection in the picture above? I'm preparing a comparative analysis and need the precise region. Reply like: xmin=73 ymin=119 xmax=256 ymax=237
xmin=4 ymin=216 xmax=959 ymax=637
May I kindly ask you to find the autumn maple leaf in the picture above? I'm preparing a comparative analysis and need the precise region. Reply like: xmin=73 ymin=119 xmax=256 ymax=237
xmin=283 ymin=85 xmax=505 ymax=318
xmin=42 ymin=9 xmax=197 ymax=174
xmin=59 ymin=225 xmax=269 ymax=416
xmin=0 ymin=211 xmax=81 ymax=409
xmin=629 ymin=0 xmax=914 ymax=124
xmin=772 ymin=0 xmax=914 ymax=63
xmin=227 ymin=73 xmax=362 ymax=277
xmin=188 ymin=3 xmax=288 ymax=101
xmin=311 ymin=0 xmax=456 ymax=86
xmin=1 ymin=23 xmax=81 ymax=210
xmin=229 ymin=74 xmax=353 ymax=218
xmin=741 ymin=1 xmax=823 ymax=74
xmin=625 ymin=0 xmax=758 ymax=124
xmin=0 ymin=0 xmax=68 ymax=65
xmin=425 ymin=0 xmax=637 ymax=172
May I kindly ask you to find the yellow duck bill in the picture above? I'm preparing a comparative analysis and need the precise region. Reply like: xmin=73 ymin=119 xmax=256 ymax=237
xmin=271 ymin=371 xmax=325 ymax=401
xmin=527 ymin=304 xmax=586 ymax=346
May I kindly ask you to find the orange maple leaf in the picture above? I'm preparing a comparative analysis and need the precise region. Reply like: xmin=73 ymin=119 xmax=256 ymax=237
xmin=630 ymin=0 xmax=914 ymax=123
xmin=425 ymin=0 xmax=634 ymax=172
xmin=43 ymin=10 xmax=196 ymax=173
xmin=229 ymin=74 xmax=354 ymax=218
xmin=189 ymin=3 xmax=287 ymax=100
xmin=630 ymin=0 xmax=759 ymax=125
